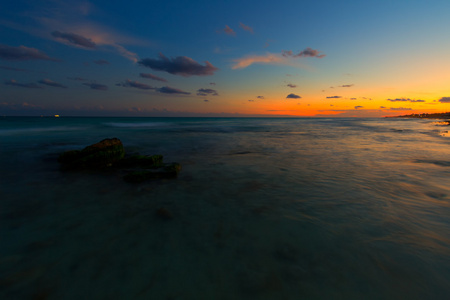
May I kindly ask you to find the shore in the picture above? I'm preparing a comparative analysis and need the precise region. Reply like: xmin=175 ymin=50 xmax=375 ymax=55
xmin=388 ymin=112 xmax=450 ymax=119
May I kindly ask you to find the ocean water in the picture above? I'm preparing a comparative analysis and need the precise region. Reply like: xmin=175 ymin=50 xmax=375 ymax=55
xmin=1 ymin=116 xmax=450 ymax=299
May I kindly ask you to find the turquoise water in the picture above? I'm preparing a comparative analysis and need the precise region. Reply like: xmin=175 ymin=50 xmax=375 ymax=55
xmin=1 ymin=117 xmax=450 ymax=299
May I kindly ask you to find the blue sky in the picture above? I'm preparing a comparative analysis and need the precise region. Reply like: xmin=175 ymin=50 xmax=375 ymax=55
xmin=1 ymin=0 xmax=450 ymax=116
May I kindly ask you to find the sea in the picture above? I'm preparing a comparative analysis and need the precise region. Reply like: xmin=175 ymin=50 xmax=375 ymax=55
xmin=1 ymin=116 xmax=450 ymax=299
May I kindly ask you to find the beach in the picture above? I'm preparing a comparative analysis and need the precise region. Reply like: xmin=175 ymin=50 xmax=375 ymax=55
xmin=1 ymin=117 xmax=450 ymax=299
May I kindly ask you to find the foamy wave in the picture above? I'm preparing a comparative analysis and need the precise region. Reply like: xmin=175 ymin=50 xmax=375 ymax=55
xmin=0 ymin=126 xmax=86 ymax=135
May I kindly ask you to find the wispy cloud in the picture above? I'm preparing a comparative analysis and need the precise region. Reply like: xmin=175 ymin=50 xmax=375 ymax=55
xmin=116 ymin=79 xmax=154 ymax=90
xmin=0 ymin=44 xmax=58 ymax=61
xmin=232 ymin=53 xmax=285 ymax=69
xmin=438 ymin=97 xmax=450 ymax=103
xmin=339 ymin=84 xmax=354 ymax=88
xmin=257 ymin=96 xmax=264 ymax=99
xmin=287 ymin=83 xmax=297 ymax=88
xmin=286 ymin=93 xmax=301 ymax=99
xmin=354 ymin=106 xmax=364 ymax=109
xmin=390 ymin=107 xmax=412 ymax=110
xmin=157 ymin=86 xmax=190 ymax=95
xmin=282 ymin=47 xmax=326 ymax=58
xmin=223 ymin=25 xmax=236 ymax=36
xmin=51 ymin=31 xmax=96 ymax=48
xmin=239 ymin=22 xmax=253 ymax=34
xmin=197 ymin=88 xmax=218 ymax=96
xmin=326 ymin=96 xmax=342 ymax=99
xmin=38 ymin=79 xmax=67 ymax=88
xmin=0 ymin=66 xmax=27 ymax=71
xmin=138 ymin=53 xmax=218 ymax=77
xmin=83 ymin=82 xmax=108 ymax=90
xmin=67 ymin=77 xmax=88 ymax=81
xmin=387 ymin=98 xmax=425 ymax=102
xmin=139 ymin=73 xmax=168 ymax=82
xmin=5 ymin=79 xmax=42 ymax=88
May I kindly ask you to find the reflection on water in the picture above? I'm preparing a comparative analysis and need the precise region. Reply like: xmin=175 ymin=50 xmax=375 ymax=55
xmin=1 ymin=117 xmax=450 ymax=299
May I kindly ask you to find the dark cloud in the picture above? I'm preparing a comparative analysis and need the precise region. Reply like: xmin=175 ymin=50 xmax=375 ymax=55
xmin=438 ymin=97 xmax=450 ymax=103
xmin=224 ymin=25 xmax=236 ymax=36
xmin=0 ymin=44 xmax=58 ymax=61
xmin=380 ymin=106 xmax=386 ymax=109
xmin=210 ymin=82 xmax=216 ymax=85
xmin=138 ymin=53 xmax=218 ymax=77
xmin=339 ymin=84 xmax=354 ymax=87
xmin=239 ymin=22 xmax=254 ymax=34
xmin=157 ymin=86 xmax=190 ymax=95
xmin=139 ymin=73 xmax=168 ymax=82
xmin=94 ymin=59 xmax=109 ymax=65
xmin=83 ymin=83 xmax=108 ymax=90
xmin=248 ymin=100 xmax=254 ymax=102
xmin=354 ymin=106 xmax=364 ymax=109
xmin=67 ymin=77 xmax=88 ymax=81
xmin=387 ymin=98 xmax=425 ymax=102
xmin=116 ymin=79 xmax=154 ymax=90
xmin=350 ymin=98 xmax=357 ymax=100
xmin=282 ymin=47 xmax=325 ymax=58
xmin=203 ymin=99 xmax=209 ymax=102
xmin=286 ymin=93 xmax=301 ymax=99
xmin=326 ymin=96 xmax=342 ymax=99
xmin=0 ymin=66 xmax=26 ymax=71
xmin=51 ymin=31 xmax=96 ymax=49
xmin=390 ymin=107 xmax=412 ymax=111
xmin=197 ymin=88 xmax=218 ymax=96
xmin=257 ymin=96 xmax=264 ymax=99
xmin=287 ymin=83 xmax=297 ymax=88
xmin=5 ymin=79 xmax=42 ymax=88
xmin=38 ymin=79 xmax=67 ymax=88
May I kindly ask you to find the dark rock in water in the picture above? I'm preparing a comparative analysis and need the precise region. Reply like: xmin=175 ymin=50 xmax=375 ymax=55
xmin=58 ymin=138 xmax=125 ymax=170
xmin=57 ymin=138 xmax=181 ymax=182
xmin=123 ymin=163 xmax=182 ymax=183
xmin=156 ymin=207 xmax=173 ymax=220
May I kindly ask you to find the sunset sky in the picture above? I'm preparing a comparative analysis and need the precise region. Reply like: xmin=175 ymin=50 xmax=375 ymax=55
xmin=1 ymin=0 xmax=450 ymax=117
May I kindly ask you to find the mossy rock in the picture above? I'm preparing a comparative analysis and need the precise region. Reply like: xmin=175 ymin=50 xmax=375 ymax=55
xmin=58 ymin=138 xmax=125 ymax=170
xmin=117 ymin=154 xmax=164 ymax=168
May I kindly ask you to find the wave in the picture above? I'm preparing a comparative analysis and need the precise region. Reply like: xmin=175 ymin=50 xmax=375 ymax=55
xmin=103 ymin=122 xmax=170 ymax=128
xmin=0 ymin=126 xmax=87 ymax=135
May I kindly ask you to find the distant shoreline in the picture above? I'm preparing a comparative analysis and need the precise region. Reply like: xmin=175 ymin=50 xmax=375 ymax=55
xmin=387 ymin=112 xmax=450 ymax=119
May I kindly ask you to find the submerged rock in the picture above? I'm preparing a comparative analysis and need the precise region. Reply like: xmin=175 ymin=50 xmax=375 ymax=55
xmin=57 ymin=138 xmax=181 ymax=182
xmin=58 ymin=138 xmax=125 ymax=170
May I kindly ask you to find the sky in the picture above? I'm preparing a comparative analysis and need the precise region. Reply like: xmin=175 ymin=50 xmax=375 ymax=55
xmin=1 ymin=0 xmax=450 ymax=117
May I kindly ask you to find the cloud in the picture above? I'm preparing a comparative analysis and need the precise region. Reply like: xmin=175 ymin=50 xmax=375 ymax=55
xmin=116 ymin=79 xmax=154 ymax=90
xmin=239 ymin=22 xmax=254 ymax=34
xmin=51 ymin=31 xmax=96 ymax=48
xmin=339 ymin=84 xmax=354 ymax=87
xmin=248 ymin=99 xmax=254 ymax=102
xmin=38 ymin=79 xmax=67 ymax=88
xmin=282 ymin=47 xmax=326 ymax=58
xmin=387 ymin=98 xmax=425 ymax=102
xmin=94 ymin=59 xmax=109 ymax=65
xmin=354 ymin=106 xmax=364 ymax=109
xmin=287 ymin=83 xmax=297 ymax=88
xmin=438 ymin=97 xmax=450 ymax=103
xmin=139 ymin=73 xmax=168 ymax=82
xmin=286 ymin=93 xmax=301 ymax=99
xmin=390 ymin=107 xmax=412 ymax=111
xmin=380 ymin=106 xmax=386 ymax=109
xmin=232 ymin=53 xmax=285 ymax=69
xmin=157 ymin=86 xmax=190 ymax=95
xmin=257 ymin=96 xmax=264 ymax=99
xmin=196 ymin=88 xmax=218 ymax=96
xmin=210 ymin=82 xmax=216 ymax=85
xmin=350 ymin=98 xmax=357 ymax=100
xmin=83 ymin=83 xmax=108 ymax=90
xmin=138 ymin=53 xmax=218 ymax=77
xmin=0 ymin=44 xmax=58 ymax=61
xmin=204 ymin=99 xmax=209 ymax=102
xmin=223 ymin=25 xmax=236 ymax=36
xmin=5 ymin=79 xmax=42 ymax=88
xmin=326 ymin=96 xmax=342 ymax=99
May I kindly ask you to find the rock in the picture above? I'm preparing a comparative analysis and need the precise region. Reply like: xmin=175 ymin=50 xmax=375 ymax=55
xmin=58 ymin=138 xmax=125 ymax=170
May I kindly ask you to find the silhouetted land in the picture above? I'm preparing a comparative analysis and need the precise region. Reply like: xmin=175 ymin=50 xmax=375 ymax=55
xmin=388 ymin=112 xmax=450 ymax=119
